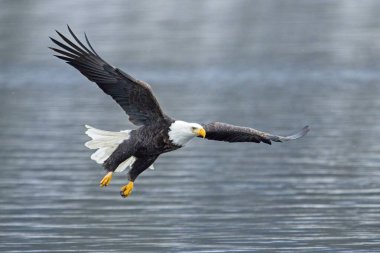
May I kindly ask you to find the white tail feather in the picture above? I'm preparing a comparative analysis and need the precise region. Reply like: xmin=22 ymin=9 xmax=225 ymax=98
xmin=90 ymin=147 xmax=115 ymax=164
xmin=84 ymin=125 xmax=136 ymax=171
xmin=115 ymin=156 xmax=137 ymax=172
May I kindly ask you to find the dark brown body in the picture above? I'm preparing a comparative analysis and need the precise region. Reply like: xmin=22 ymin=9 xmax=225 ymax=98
xmin=103 ymin=118 xmax=181 ymax=181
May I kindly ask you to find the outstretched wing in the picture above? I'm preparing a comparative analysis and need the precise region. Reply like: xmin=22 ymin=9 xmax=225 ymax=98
xmin=49 ymin=25 xmax=165 ymax=126
xmin=200 ymin=122 xmax=309 ymax=145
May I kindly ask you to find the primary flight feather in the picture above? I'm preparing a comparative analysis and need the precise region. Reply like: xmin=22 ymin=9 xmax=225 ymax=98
xmin=50 ymin=26 xmax=310 ymax=198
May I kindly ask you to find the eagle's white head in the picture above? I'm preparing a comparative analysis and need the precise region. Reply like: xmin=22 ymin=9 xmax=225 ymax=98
xmin=168 ymin=120 xmax=206 ymax=146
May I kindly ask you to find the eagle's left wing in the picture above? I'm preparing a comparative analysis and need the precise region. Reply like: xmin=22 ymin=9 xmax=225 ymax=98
xmin=200 ymin=122 xmax=309 ymax=145
xmin=49 ymin=26 xmax=165 ymax=126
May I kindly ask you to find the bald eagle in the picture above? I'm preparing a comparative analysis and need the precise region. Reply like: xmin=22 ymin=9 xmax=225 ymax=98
xmin=50 ymin=26 xmax=310 ymax=198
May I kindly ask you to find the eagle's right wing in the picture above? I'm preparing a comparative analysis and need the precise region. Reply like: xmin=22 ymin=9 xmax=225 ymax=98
xmin=49 ymin=26 xmax=165 ymax=126
xmin=200 ymin=122 xmax=309 ymax=145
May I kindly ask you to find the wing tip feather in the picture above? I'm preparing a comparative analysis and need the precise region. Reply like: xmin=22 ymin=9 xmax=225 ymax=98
xmin=283 ymin=125 xmax=310 ymax=141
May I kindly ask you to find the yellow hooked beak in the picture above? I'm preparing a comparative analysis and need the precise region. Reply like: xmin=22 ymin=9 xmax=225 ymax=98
xmin=197 ymin=128 xmax=206 ymax=138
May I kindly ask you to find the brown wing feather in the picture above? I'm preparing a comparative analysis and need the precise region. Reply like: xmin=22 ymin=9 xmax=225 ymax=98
xmin=201 ymin=122 xmax=309 ymax=145
xmin=49 ymin=25 xmax=164 ymax=126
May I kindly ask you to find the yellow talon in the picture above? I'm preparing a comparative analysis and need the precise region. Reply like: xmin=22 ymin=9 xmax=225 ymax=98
xmin=120 ymin=181 xmax=134 ymax=198
xmin=100 ymin=172 xmax=113 ymax=187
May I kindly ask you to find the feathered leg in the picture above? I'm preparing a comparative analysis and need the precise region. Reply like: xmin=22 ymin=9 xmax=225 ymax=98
xmin=99 ymin=138 xmax=137 ymax=187
xmin=120 ymin=155 xmax=158 ymax=198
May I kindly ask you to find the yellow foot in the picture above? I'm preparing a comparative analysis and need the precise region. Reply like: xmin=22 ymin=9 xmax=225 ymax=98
xmin=100 ymin=172 xmax=113 ymax=187
xmin=120 ymin=182 xmax=134 ymax=198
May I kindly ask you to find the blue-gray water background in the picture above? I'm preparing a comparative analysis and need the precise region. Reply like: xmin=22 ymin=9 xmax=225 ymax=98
xmin=1 ymin=0 xmax=380 ymax=252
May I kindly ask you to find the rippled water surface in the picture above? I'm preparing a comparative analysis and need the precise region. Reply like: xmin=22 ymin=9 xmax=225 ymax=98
xmin=1 ymin=1 xmax=380 ymax=252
